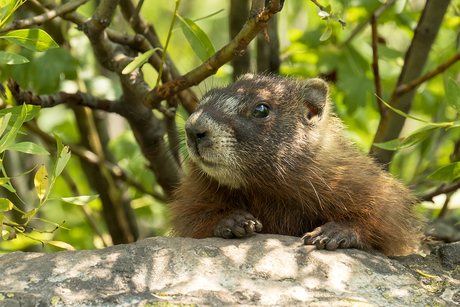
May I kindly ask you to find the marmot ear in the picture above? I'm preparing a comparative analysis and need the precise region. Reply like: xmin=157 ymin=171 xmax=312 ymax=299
xmin=300 ymin=78 xmax=329 ymax=119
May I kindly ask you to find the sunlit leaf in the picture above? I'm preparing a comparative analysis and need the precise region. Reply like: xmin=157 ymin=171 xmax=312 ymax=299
xmin=22 ymin=208 xmax=38 ymax=219
xmin=58 ymin=195 xmax=99 ymax=206
xmin=0 ymin=103 xmax=27 ymax=151
xmin=55 ymin=146 xmax=71 ymax=179
xmin=0 ymin=51 xmax=29 ymax=64
xmin=445 ymin=78 xmax=460 ymax=112
xmin=46 ymin=240 xmax=76 ymax=251
xmin=0 ymin=29 xmax=59 ymax=52
xmin=122 ymin=49 xmax=158 ymax=75
xmin=0 ymin=198 xmax=13 ymax=211
xmin=5 ymin=142 xmax=50 ymax=155
xmin=394 ymin=0 xmax=406 ymax=14
xmin=177 ymin=15 xmax=215 ymax=62
xmin=2 ymin=229 xmax=9 ymax=240
xmin=0 ymin=112 xmax=11 ymax=135
xmin=320 ymin=27 xmax=332 ymax=41
xmin=428 ymin=162 xmax=460 ymax=181
xmin=34 ymin=164 xmax=48 ymax=201
xmin=374 ymin=125 xmax=444 ymax=150
xmin=0 ymin=177 xmax=9 ymax=184
xmin=0 ymin=105 xmax=40 ymax=122
xmin=1 ymin=183 xmax=15 ymax=193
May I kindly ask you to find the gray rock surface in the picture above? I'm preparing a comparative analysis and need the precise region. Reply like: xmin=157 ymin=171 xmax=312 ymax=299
xmin=0 ymin=234 xmax=459 ymax=306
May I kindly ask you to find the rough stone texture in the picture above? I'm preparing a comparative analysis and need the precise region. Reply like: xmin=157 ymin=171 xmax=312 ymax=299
xmin=0 ymin=234 xmax=459 ymax=306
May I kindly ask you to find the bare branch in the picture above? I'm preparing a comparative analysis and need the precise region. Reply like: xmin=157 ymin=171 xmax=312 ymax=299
xmin=341 ymin=0 xmax=395 ymax=47
xmin=143 ymin=0 xmax=285 ymax=109
xmin=0 ymin=0 xmax=89 ymax=33
xmin=419 ymin=181 xmax=460 ymax=202
xmin=8 ymin=78 xmax=116 ymax=111
xmin=395 ymin=52 xmax=460 ymax=97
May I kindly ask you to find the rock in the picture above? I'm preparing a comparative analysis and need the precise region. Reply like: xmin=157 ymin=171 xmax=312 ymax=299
xmin=0 ymin=234 xmax=458 ymax=306
xmin=433 ymin=241 xmax=460 ymax=268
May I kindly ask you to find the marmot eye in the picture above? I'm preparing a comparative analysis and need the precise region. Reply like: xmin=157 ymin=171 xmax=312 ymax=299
xmin=252 ymin=104 xmax=270 ymax=118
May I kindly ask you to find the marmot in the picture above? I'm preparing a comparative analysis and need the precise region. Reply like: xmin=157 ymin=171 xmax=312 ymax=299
xmin=169 ymin=74 xmax=417 ymax=256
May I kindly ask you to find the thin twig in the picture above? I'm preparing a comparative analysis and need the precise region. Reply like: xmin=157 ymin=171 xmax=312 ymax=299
xmin=341 ymin=0 xmax=395 ymax=47
xmin=0 ymin=0 xmax=89 ymax=33
xmin=395 ymin=52 xmax=460 ymax=97
xmin=419 ymin=181 xmax=460 ymax=202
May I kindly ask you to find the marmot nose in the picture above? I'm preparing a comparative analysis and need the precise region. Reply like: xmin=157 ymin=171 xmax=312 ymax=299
xmin=186 ymin=126 xmax=212 ymax=147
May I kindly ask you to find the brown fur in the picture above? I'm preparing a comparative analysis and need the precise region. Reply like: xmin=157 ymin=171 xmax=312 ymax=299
xmin=169 ymin=74 xmax=418 ymax=256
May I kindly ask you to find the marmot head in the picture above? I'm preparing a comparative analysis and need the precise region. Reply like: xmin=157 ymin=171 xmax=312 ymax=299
xmin=185 ymin=74 xmax=330 ymax=189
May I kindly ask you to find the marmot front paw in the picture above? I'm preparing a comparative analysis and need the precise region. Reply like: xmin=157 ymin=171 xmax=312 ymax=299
xmin=302 ymin=222 xmax=364 ymax=251
xmin=215 ymin=210 xmax=262 ymax=239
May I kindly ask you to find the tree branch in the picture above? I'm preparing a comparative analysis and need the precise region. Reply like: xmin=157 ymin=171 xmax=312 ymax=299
xmin=143 ymin=0 xmax=285 ymax=109
xmin=7 ymin=78 xmax=116 ymax=112
xmin=0 ymin=0 xmax=89 ymax=33
xmin=371 ymin=13 xmax=383 ymax=115
xmin=395 ymin=52 xmax=460 ymax=97
xmin=371 ymin=0 xmax=451 ymax=165
xmin=419 ymin=181 xmax=460 ymax=202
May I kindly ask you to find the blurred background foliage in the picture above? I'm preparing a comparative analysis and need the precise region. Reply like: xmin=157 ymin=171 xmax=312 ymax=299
xmin=1 ymin=0 xmax=460 ymax=252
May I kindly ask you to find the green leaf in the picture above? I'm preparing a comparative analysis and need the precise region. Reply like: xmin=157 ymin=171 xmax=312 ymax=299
xmin=55 ymin=146 xmax=71 ymax=179
xmin=0 ymin=112 xmax=10 ymax=135
xmin=58 ymin=195 xmax=99 ymax=206
xmin=0 ymin=105 xmax=40 ymax=123
xmin=122 ymin=49 xmax=158 ymax=75
xmin=0 ymin=0 xmax=11 ymax=7
xmin=0 ymin=198 xmax=13 ymax=211
xmin=0 ymin=177 xmax=9 ymax=184
xmin=34 ymin=164 xmax=48 ymax=201
xmin=177 ymin=15 xmax=215 ymax=63
xmin=0 ymin=29 xmax=59 ymax=52
xmin=428 ymin=162 xmax=460 ymax=181
xmin=0 ymin=51 xmax=29 ymax=64
xmin=324 ymin=4 xmax=332 ymax=13
xmin=445 ymin=78 xmax=460 ymax=112
xmin=331 ymin=13 xmax=340 ymax=22
xmin=5 ymin=142 xmax=50 ymax=155
xmin=374 ymin=125 xmax=445 ymax=151
xmin=22 ymin=208 xmax=38 ymax=219
xmin=46 ymin=240 xmax=76 ymax=251
xmin=320 ymin=27 xmax=332 ymax=41
xmin=373 ymin=139 xmax=402 ymax=151
xmin=0 ymin=103 xmax=27 ymax=151
xmin=1 ymin=183 xmax=15 ymax=193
